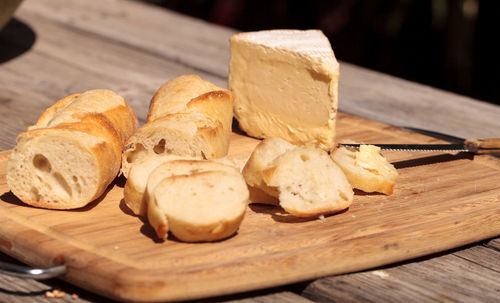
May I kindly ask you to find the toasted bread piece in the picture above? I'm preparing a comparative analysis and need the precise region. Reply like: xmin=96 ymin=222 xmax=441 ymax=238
xmin=242 ymin=137 xmax=296 ymax=199
xmin=148 ymin=170 xmax=249 ymax=242
xmin=331 ymin=145 xmax=398 ymax=195
xmin=262 ymin=147 xmax=353 ymax=217
xmin=7 ymin=90 xmax=138 ymax=209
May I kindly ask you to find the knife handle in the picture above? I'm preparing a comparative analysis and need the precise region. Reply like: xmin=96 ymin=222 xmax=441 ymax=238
xmin=464 ymin=138 xmax=500 ymax=152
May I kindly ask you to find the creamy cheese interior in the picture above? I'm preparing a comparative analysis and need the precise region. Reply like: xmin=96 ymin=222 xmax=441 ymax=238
xmin=229 ymin=30 xmax=339 ymax=150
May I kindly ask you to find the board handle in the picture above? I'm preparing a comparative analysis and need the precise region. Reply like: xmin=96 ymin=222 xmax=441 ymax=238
xmin=464 ymin=138 xmax=500 ymax=153
xmin=0 ymin=261 xmax=66 ymax=280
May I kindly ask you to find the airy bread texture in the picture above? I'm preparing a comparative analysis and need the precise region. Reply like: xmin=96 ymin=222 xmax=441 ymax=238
xmin=7 ymin=90 xmax=138 ymax=209
xmin=331 ymin=145 xmax=398 ymax=195
xmin=146 ymin=162 xmax=248 ymax=242
xmin=121 ymin=75 xmax=233 ymax=177
xmin=243 ymin=137 xmax=353 ymax=217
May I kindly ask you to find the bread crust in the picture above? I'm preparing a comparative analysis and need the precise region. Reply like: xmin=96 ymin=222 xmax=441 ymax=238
xmin=147 ymin=75 xmax=224 ymax=122
xmin=121 ymin=75 xmax=233 ymax=177
xmin=331 ymin=145 xmax=398 ymax=195
xmin=242 ymin=137 xmax=295 ymax=199
xmin=7 ymin=90 xmax=138 ymax=209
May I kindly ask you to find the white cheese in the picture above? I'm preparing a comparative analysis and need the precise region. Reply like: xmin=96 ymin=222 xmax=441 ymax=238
xmin=229 ymin=29 xmax=339 ymax=150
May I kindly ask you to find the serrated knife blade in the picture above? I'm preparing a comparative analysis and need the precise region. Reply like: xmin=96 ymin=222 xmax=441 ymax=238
xmin=339 ymin=138 xmax=500 ymax=153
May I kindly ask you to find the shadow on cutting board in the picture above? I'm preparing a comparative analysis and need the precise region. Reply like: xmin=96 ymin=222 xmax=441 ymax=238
xmin=392 ymin=152 xmax=474 ymax=169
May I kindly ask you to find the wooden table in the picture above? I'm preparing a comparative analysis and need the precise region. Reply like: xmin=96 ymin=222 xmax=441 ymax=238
xmin=1 ymin=0 xmax=499 ymax=302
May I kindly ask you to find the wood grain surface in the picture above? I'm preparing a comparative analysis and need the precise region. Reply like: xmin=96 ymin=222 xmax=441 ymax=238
xmin=1 ymin=113 xmax=499 ymax=302
xmin=1 ymin=0 xmax=500 ymax=302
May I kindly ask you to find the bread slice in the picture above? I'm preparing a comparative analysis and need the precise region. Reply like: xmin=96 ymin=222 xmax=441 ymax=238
xmin=121 ymin=75 xmax=233 ymax=177
xmin=331 ymin=145 xmax=398 ymax=195
xmin=7 ymin=90 xmax=138 ymax=209
xmin=148 ymin=170 xmax=249 ymax=242
xmin=145 ymin=159 xmax=242 ymax=213
xmin=123 ymin=153 xmax=194 ymax=216
xmin=242 ymin=137 xmax=296 ymax=199
xmin=124 ymin=156 xmax=238 ymax=216
xmin=262 ymin=147 xmax=353 ymax=217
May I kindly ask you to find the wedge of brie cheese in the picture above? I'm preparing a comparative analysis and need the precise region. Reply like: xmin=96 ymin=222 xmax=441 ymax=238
xmin=229 ymin=29 xmax=339 ymax=150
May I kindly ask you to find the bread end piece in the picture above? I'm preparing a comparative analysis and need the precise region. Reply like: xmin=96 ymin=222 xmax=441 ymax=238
xmin=7 ymin=126 xmax=120 ymax=209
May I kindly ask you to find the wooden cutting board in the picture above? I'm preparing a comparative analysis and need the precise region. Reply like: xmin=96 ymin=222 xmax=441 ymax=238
xmin=1 ymin=113 xmax=499 ymax=302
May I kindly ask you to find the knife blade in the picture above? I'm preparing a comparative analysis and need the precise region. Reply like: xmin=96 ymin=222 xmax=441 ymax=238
xmin=339 ymin=138 xmax=500 ymax=153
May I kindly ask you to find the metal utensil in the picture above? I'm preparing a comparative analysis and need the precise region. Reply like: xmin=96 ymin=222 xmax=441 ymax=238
xmin=0 ymin=260 xmax=66 ymax=280
xmin=339 ymin=138 xmax=500 ymax=153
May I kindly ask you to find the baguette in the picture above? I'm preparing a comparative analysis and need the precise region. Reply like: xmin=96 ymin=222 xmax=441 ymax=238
xmin=331 ymin=145 xmax=398 ymax=195
xmin=121 ymin=75 xmax=233 ymax=177
xmin=7 ymin=89 xmax=138 ymax=209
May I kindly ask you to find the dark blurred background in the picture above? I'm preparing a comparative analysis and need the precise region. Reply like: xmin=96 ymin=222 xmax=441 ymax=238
xmin=144 ymin=0 xmax=499 ymax=106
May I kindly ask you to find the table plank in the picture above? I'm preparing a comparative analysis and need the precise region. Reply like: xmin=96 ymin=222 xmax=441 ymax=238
xmin=19 ymin=0 xmax=233 ymax=78
xmin=301 ymin=245 xmax=500 ymax=303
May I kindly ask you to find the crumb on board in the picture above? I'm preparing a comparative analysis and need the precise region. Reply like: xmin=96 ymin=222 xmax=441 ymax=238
xmin=45 ymin=289 xmax=66 ymax=298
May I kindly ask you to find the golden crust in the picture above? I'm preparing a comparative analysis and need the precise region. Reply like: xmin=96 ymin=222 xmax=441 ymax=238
xmin=122 ymin=75 xmax=233 ymax=177
xmin=147 ymin=75 xmax=227 ymax=122
xmin=7 ymin=90 xmax=138 ymax=209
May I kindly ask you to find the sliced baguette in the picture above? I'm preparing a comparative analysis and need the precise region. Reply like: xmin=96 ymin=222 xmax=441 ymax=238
xmin=262 ymin=147 xmax=353 ymax=217
xmin=148 ymin=170 xmax=249 ymax=242
xmin=123 ymin=153 xmax=194 ymax=216
xmin=7 ymin=90 xmax=138 ymax=209
xmin=124 ymin=156 xmax=238 ymax=216
xmin=121 ymin=75 xmax=233 ymax=177
xmin=331 ymin=145 xmax=398 ymax=195
xmin=242 ymin=137 xmax=296 ymax=199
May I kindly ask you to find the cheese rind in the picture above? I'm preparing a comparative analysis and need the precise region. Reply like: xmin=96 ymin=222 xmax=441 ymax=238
xmin=229 ymin=30 xmax=339 ymax=150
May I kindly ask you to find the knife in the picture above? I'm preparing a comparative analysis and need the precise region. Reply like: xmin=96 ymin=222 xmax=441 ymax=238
xmin=339 ymin=138 xmax=500 ymax=153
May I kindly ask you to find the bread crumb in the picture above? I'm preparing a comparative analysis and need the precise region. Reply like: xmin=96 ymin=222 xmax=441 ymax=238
xmin=45 ymin=291 xmax=55 ymax=298
xmin=45 ymin=289 xmax=66 ymax=298
xmin=371 ymin=270 xmax=389 ymax=278
xmin=351 ymin=214 xmax=356 ymax=218
xmin=318 ymin=215 xmax=325 ymax=220
xmin=71 ymin=293 xmax=79 ymax=300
